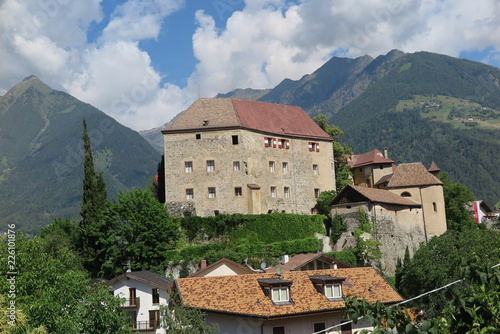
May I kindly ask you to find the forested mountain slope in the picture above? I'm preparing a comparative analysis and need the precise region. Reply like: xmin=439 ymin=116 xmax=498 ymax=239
xmin=0 ymin=76 xmax=160 ymax=233
xmin=219 ymin=50 xmax=500 ymax=205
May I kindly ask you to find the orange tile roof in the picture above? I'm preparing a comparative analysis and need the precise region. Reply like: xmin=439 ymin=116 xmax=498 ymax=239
xmin=176 ymin=267 xmax=402 ymax=318
xmin=332 ymin=184 xmax=421 ymax=207
xmin=387 ymin=162 xmax=442 ymax=188
xmin=163 ymin=98 xmax=332 ymax=140
xmin=265 ymin=253 xmax=351 ymax=273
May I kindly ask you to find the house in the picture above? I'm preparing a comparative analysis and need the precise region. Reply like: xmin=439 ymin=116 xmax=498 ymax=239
xmin=189 ymin=258 xmax=256 ymax=277
xmin=175 ymin=267 xmax=403 ymax=334
xmin=468 ymin=200 xmax=493 ymax=224
xmin=265 ymin=253 xmax=352 ymax=273
xmin=161 ymin=98 xmax=335 ymax=217
xmin=106 ymin=270 xmax=173 ymax=334
xmin=333 ymin=148 xmax=447 ymax=275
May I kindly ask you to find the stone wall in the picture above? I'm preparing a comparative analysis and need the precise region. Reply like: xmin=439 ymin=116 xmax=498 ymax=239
xmin=333 ymin=208 xmax=426 ymax=276
xmin=163 ymin=128 xmax=335 ymax=216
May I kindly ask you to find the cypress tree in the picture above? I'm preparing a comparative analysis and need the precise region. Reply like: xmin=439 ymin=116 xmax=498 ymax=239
xmin=79 ymin=118 xmax=109 ymax=277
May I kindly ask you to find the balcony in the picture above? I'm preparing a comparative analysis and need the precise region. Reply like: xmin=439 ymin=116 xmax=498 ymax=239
xmin=133 ymin=320 xmax=158 ymax=332
xmin=122 ymin=297 xmax=140 ymax=308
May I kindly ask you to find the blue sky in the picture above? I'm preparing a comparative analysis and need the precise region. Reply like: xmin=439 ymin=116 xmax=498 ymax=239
xmin=0 ymin=0 xmax=499 ymax=131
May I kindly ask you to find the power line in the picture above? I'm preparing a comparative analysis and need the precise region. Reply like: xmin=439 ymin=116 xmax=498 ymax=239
xmin=312 ymin=262 xmax=500 ymax=334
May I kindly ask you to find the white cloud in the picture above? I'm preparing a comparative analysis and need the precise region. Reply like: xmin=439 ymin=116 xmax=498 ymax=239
xmin=188 ymin=0 xmax=500 ymax=100
xmin=0 ymin=0 xmax=499 ymax=131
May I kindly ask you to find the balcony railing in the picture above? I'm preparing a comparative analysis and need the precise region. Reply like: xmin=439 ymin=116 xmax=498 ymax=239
xmin=133 ymin=320 xmax=158 ymax=331
xmin=121 ymin=297 xmax=140 ymax=308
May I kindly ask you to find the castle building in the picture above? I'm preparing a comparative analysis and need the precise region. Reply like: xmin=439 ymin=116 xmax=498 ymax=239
xmin=162 ymin=98 xmax=335 ymax=217
xmin=331 ymin=148 xmax=447 ymax=274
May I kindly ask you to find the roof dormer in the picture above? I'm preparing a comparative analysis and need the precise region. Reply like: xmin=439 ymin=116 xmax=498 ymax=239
xmin=257 ymin=277 xmax=294 ymax=305
xmin=309 ymin=275 xmax=345 ymax=301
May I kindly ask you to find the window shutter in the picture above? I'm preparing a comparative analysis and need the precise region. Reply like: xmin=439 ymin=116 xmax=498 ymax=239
xmin=286 ymin=139 xmax=290 ymax=149
xmin=278 ymin=139 xmax=282 ymax=149
xmin=308 ymin=142 xmax=313 ymax=151
xmin=316 ymin=142 xmax=320 ymax=152
xmin=273 ymin=138 xmax=277 ymax=148
xmin=264 ymin=137 xmax=269 ymax=147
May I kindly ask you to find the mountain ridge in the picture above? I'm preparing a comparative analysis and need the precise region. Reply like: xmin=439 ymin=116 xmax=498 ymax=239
xmin=0 ymin=76 xmax=161 ymax=233
xmin=212 ymin=50 xmax=500 ymax=206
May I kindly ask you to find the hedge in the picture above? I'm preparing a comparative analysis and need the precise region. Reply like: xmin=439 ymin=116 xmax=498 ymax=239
xmin=180 ymin=213 xmax=326 ymax=244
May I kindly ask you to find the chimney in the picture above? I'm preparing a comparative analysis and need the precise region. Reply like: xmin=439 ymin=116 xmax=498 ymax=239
xmin=383 ymin=147 xmax=388 ymax=159
xmin=281 ymin=254 xmax=289 ymax=264
xmin=201 ymin=260 xmax=207 ymax=269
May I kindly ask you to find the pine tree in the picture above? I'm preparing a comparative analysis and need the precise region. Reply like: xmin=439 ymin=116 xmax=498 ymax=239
xmin=79 ymin=118 xmax=109 ymax=277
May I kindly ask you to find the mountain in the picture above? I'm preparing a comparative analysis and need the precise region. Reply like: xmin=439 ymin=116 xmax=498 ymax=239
xmin=0 ymin=76 xmax=161 ymax=233
xmin=219 ymin=50 xmax=500 ymax=206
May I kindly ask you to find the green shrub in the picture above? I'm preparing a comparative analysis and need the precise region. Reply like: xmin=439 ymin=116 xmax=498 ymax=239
xmin=325 ymin=249 xmax=357 ymax=267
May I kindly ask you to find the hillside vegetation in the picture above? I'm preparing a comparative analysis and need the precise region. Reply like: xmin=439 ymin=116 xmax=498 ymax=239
xmin=216 ymin=50 xmax=500 ymax=206
xmin=0 ymin=76 xmax=160 ymax=233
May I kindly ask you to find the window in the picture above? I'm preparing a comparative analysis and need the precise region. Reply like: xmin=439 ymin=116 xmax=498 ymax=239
xmin=314 ymin=323 xmax=326 ymax=332
xmin=313 ymin=164 xmax=319 ymax=175
xmin=195 ymin=133 xmax=201 ymax=139
xmin=284 ymin=187 xmax=290 ymax=198
xmin=232 ymin=135 xmax=239 ymax=145
xmin=235 ymin=187 xmax=242 ymax=196
xmin=269 ymin=161 xmax=275 ymax=173
xmin=206 ymin=160 xmax=215 ymax=172
xmin=401 ymin=191 xmax=411 ymax=197
xmin=184 ymin=161 xmax=193 ymax=173
xmin=208 ymin=187 xmax=216 ymax=198
xmin=314 ymin=188 xmax=320 ymax=198
xmin=129 ymin=288 xmax=137 ymax=306
xmin=433 ymin=202 xmax=437 ymax=212
xmin=309 ymin=142 xmax=320 ymax=152
xmin=273 ymin=326 xmax=285 ymax=334
xmin=282 ymin=162 xmax=288 ymax=173
xmin=264 ymin=137 xmax=273 ymax=147
xmin=185 ymin=188 xmax=194 ymax=200
xmin=149 ymin=310 xmax=159 ymax=329
xmin=325 ymin=284 xmax=342 ymax=299
xmin=271 ymin=287 xmax=289 ymax=302
xmin=152 ymin=288 xmax=160 ymax=304
xmin=271 ymin=186 xmax=277 ymax=198
xmin=233 ymin=161 xmax=240 ymax=171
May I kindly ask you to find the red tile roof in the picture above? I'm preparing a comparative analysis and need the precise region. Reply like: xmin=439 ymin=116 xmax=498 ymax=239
xmin=163 ymin=98 xmax=332 ymax=140
xmin=332 ymin=184 xmax=421 ymax=207
xmin=349 ymin=149 xmax=394 ymax=168
xmin=176 ymin=267 xmax=402 ymax=318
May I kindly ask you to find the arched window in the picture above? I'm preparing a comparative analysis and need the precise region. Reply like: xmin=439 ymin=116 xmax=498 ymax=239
xmin=401 ymin=191 xmax=411 ymax=197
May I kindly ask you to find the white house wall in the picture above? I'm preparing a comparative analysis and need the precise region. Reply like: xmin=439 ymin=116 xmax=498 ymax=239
xmin=206 ymin=312 xmax=373 ymax=334
xmin=111 ymin=279 xmax=168 ymax=334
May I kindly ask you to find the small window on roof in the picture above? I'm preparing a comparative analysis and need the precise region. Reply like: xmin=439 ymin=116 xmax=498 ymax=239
xmin=272 ymin=287 xmax=289 ymax=302
xmin=401 ymin=191 xmax=411 ymax=197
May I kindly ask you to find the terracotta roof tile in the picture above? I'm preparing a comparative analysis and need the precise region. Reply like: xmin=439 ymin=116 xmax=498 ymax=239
xmin=332 ymin=185 xmax=421 ymax=207
xmin=350 ymin=149 xmax=394 ymax=168
xmin=387 ymin=162 xmax=442 ymax=188
xmin=176 ymin=267 xmax=402 ymax=318
xmin=164 ymin=98 xmax=332 ymax=140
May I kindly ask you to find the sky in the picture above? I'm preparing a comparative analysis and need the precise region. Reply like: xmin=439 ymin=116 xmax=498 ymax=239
xmin=0 ymin=0 xmax=499 ymax=131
